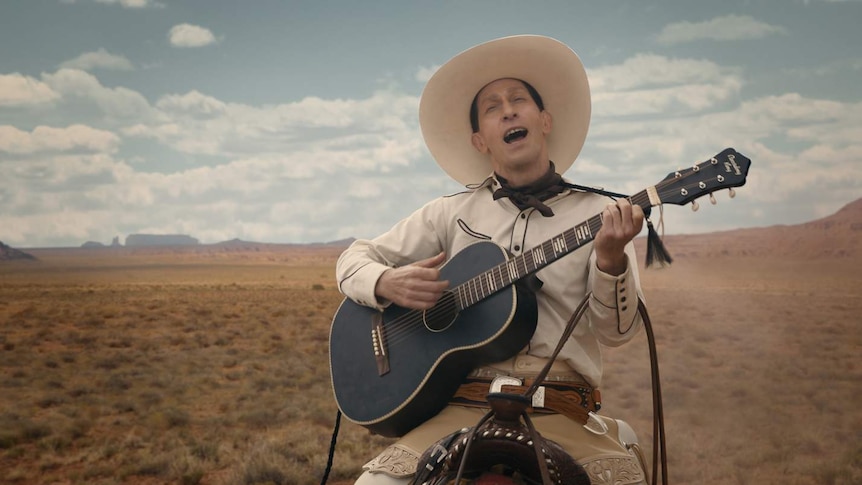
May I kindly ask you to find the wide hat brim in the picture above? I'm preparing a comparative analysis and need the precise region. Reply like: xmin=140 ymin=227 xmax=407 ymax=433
xmin=419 ymin=35 xmax=591 ymax=186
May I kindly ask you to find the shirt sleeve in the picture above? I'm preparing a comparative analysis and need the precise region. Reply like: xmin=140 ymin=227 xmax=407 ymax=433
xmin=586 ymin=241 xmax=644 ymax=346
xmin=335 ymin=199 xmax=448 ymax=311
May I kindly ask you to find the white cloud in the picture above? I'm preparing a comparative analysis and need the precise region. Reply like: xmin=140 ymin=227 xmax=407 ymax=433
xmin=41 ymin=68 xmax=161 ymax=121
xmin=127 ymin=89 xmax=421 ymax=169
xmin=589 ymin=54 xmax=738 ymax=91
xmin=168 ymin=24 xmax=218 ymax=48
xmin=0 ymin=84 xmax=435 ymax=247
xmin=0 ymin=124 xmax=120 ymax=154
xmin=0 ymin=73 xmax=60 ymax=106
xmin=93 ymin=0 xmax=163 ymax=8
xmin=155 ymin=90 xmax=227 ymax=118
xmin=656 ymin=15 xmax=788 ymax=45
xmin=59 ymin=48 xmax=133 ymax=71
xmin=589 ymin=55 xmax=743 ymax=116
xmin=578 ymin=86 xmax=862 ymax=236
xmin=415 ymin=65 xmax=440 ymax=83
xmin=3 ymin=53 xmax=859 ymax=247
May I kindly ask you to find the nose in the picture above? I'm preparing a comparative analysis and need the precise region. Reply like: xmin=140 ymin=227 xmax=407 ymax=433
xmin=501 ymin=100 xmax=518 ymax=120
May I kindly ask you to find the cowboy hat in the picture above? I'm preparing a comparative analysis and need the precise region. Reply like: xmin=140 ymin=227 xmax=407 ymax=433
xmin=419 ymin=35 xmax=591 ymax=186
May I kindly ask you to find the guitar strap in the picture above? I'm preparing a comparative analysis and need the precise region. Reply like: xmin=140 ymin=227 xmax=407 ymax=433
xmin=520 ymin=293 xmax=668 ymax=485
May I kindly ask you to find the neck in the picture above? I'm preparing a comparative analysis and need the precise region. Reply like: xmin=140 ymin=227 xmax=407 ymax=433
xmin=493 ymin=160 xmax=552 ymax=187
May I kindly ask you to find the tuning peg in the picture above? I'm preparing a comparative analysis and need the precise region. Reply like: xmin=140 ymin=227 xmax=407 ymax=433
xmin=709 ymin=193 xmax=717 ymax=205
xmin=691 ymin=200 xmax=699 ymax=212
xmin=728 ymin=188 xmax=736 ymax=198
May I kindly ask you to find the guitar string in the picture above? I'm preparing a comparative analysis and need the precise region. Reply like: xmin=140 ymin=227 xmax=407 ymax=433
xmin=375 ymin=168 xmax=730 ymax=347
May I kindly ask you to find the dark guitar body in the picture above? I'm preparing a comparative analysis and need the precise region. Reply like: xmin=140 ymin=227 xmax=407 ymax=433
xmin=329 ymin=241 xmax=538 ymax=437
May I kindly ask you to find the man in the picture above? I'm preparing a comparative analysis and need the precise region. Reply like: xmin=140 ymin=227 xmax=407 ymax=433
xmin=337 ymin=35 xmax=648 ymax=484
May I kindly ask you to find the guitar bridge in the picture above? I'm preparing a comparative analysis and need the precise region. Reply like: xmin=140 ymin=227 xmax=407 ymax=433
xmin=372 ymin=313 xmax=390 ymax=376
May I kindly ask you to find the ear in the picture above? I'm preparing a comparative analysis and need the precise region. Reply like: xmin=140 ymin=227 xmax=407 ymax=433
xmin=541 ymin=110 xmax=552 ymax=135
xmin=471 ymin=132 xmax=488 ymax=154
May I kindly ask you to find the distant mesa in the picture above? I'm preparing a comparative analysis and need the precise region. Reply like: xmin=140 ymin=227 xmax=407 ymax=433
xmin=324 ymin=237 xmax=356 ymax=247
xmin=74 ymin=235 xmax=354 ymax=250
xmin=636 ymin=197 xmax=862 ymax=260
xmin=125 ymin=234 xmax=199 ymax=247
xmin=78 ymin=234 xmax=199 ymax=248
xmin=0 ymin=241 xmax=38 ymax=261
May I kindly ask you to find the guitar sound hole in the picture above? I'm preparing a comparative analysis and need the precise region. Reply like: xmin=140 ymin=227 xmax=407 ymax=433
xmin=423 ymin=291 xmax=459 ymax=332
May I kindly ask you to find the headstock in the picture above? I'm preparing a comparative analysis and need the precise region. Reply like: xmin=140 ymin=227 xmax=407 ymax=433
xmin=653 ymin=148 xmax=751 ymax=210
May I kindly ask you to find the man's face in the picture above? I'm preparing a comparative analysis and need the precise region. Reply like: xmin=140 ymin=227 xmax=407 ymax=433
xmin=470 ymin=78 xmax=552 ymax=175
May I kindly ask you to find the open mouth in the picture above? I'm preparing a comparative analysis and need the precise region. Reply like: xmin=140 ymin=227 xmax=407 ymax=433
xmin=503 ymin=128 xmax=528 ymax=144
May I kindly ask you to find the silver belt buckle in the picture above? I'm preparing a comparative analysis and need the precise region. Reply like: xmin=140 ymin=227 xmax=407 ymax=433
xmin=489 ymin=375 xmax=521 ymax=393
xmin=488 ymin=376 xmax=546 ymax=409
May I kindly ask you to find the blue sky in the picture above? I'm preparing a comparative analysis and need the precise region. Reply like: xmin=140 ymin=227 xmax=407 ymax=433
xmin=1 ymin=0 xmax=860 ymax=247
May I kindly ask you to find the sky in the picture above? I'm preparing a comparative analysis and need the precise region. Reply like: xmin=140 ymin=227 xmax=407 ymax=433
xmin=1 ymin=0 xmax=860 ymax=248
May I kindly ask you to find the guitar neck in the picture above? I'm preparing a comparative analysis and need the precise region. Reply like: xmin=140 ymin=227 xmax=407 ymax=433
xmin=452 ymin=189 xmax=652 ymax=310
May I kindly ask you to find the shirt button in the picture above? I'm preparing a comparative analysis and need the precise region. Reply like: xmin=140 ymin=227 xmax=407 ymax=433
xmin=520 ymin=213 xmax=526 ymax=219
xmin=513 ymin=245 xmax=520 ymax=251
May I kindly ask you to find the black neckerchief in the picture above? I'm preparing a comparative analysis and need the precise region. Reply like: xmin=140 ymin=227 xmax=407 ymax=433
xmin=492 ymin=162 xmax=566 ymax=217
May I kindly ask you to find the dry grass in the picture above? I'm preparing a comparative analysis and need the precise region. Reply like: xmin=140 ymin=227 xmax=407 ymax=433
xmin=0 ymin=246 xmax=860 ymax=484
xmin=0 ymin=247 xmax=392 ymax=485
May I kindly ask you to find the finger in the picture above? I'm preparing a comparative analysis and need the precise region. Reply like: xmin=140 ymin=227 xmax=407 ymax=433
xmin=617 ymin=200 xmax=634 ymax=232
xmin=409 ymin=279 xmax=449 ymax=293
xmin=603 ymin=203 xmax=621 ymax=230
xmin=632 ymin=204 xmax=645 ymax=228
xmin=617 ymin=199 xmax=633 ymax=220
xmin=413 ymin=251 xmax=446 ymax=268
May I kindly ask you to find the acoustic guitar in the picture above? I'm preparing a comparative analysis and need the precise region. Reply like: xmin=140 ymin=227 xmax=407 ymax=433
xmin=329 ymin=148 xmax=751 ymax=437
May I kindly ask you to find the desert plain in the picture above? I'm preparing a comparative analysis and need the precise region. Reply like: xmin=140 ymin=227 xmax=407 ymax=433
xmin=1 ymin=199 xmax=860 ymax=484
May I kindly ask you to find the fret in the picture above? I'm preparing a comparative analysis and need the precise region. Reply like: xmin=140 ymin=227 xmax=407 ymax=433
xmin=523 ymin=248 xmax=535 ymax=274
xmin=478 ymin=271 xmax=489 ymax=299
xmin=519 ymin=253 xmax=529 ymax=276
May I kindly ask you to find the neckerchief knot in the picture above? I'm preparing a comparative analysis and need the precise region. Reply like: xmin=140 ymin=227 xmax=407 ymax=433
xmin=492 ymin=162 xmax=566 ymax=217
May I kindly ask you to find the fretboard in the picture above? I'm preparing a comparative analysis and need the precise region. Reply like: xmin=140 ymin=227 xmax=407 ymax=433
xmin=453 ymin=189 xmax=652 ymax=310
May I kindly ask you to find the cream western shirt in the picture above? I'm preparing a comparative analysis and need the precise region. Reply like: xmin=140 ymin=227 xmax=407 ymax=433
xmin=336 ymin=176 xmax=644 ymax=388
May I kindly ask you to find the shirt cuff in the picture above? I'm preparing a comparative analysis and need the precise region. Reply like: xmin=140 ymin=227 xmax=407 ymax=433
xmin=341 ymin=261 xmax=392 ymax=311
xmin=591 ymin=256 xmax=636 ymax=316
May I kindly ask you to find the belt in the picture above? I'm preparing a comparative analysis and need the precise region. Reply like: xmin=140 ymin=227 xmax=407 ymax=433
xmin=451 ymin=376 xmax=602 ymax=426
